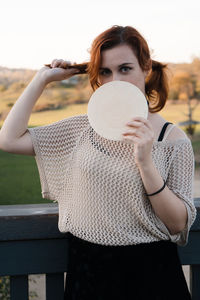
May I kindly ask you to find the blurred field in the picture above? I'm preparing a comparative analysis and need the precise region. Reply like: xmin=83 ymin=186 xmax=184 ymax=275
xmin=1 ymin=96 xmax=200 ymax=127
xmin=159 ymin=100 xmax=200 ymax=125
xmin=24 ymin=100 xmax=200 ymax=129
xmin=28 ymin=103 xmax=88 ymax=126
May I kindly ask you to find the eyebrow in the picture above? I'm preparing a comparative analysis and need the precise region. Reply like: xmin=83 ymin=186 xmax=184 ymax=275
xmin=99 ymin=63 xmax=134 ymax=70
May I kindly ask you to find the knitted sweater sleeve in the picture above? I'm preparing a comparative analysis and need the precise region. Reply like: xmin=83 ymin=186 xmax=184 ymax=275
xmin=155 ymin=139 xmax=197 ymax=246
xmin=28 ymin=114 xmax=88 ymax=201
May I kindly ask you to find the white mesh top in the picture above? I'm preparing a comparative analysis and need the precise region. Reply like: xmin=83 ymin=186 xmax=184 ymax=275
xmin=28 ymin=114 xmax=196 ymax=246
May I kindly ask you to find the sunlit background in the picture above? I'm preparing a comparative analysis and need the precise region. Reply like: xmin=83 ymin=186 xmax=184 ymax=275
xmin=0 ymin=0 xmax=200 ymax=69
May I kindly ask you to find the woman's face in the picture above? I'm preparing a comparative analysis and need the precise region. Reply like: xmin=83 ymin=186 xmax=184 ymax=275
xmin=98 ymin=44 xmax=148 ymax=94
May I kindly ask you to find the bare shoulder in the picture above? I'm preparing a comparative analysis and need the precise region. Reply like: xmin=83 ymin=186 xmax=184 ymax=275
xmin=149 ymin=113 xmax=189 ymax=142
xmin=166 ymin=124 xmax=188 ymax=141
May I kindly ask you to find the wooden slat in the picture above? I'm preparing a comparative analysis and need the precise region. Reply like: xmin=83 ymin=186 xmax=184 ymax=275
xmin=0 ymin=239 xmax=69 ymax=276
xmin=0 ymin=201 xmax=199 ymax=241
xmin=10 ymin=275 xmax=28 ymax=300
xmin=190 ymin=265 xmax=200 ymax=300
xmin=46 ymin=273 xmax=64 ymax=300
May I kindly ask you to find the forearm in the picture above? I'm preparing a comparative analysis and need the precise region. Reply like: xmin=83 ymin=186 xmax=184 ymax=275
xmin=138 ymin=160 xmax=188 ymax=235
xmin=0 ymin=72 xmax=46 ymax=142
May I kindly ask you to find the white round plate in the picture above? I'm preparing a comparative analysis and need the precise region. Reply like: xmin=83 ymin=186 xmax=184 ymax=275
xmin=87 ymin=81 xmax=148 ymax=141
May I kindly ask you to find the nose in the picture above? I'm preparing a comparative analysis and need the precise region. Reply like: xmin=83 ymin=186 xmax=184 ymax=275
xmin=112 ymin=72 xmax=122 ymax=81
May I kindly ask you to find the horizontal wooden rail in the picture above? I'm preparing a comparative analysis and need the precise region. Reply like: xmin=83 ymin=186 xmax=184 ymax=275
xmin=0 ymin=199 xmax=199 ymax=299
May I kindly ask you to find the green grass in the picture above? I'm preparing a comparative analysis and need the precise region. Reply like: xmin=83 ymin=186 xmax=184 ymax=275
xmin=191 ymin=133 xmax=200 ymax=169
xmin=192 ymin=139 xmax=200 ymax=153
xmin=0 ymin=150 xmax=51 ymax=205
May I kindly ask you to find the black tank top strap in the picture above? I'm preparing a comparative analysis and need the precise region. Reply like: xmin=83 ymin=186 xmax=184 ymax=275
xmin=157 ymin=122 xmax=173 ymax=142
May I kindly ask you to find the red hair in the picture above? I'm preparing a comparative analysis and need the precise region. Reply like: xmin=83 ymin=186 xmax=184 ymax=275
xmin=79 ymin=26 xmax=169 ymax=112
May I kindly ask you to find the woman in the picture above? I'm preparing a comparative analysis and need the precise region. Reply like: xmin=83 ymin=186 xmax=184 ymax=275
xmin=0 ymin=25 xmax=196 ymax=299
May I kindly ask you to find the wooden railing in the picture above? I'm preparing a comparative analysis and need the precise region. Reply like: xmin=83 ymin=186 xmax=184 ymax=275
xmin=0 ymin=199 xmax=199 ymax=300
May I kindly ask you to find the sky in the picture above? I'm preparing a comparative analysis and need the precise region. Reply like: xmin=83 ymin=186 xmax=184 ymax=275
xmin=0 ymin=0 xmax=200 ymax=70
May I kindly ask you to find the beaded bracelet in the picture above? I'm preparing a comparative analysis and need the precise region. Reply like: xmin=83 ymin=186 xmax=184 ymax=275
xmin=145 ymin=180 xmax=166 ymax=197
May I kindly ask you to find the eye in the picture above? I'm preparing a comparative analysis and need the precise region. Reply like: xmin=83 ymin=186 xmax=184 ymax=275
xmin=99 ymin=69 xmax=111 ymax=76
xmin=120 ymin=66 xmax=132 ymax=73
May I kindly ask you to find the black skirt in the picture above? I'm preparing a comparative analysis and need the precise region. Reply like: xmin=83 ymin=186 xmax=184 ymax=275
xmin=64 ymin=233 xmax=191 ymax=300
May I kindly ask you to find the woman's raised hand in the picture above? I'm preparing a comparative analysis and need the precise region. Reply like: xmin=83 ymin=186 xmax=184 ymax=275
xmin=122 ymin=117 xmax=155 ymax=167
xmin=37 ymin=59 xmax=80 ymax=85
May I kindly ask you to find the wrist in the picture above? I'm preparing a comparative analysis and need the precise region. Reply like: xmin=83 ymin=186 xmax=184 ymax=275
xmin=137 ymin=158 xmax=154 ymax=171
xmin=145 ymin=180 xmax=166 ymax=197
xmin=35 ymin=69 xmax=50 ymax=87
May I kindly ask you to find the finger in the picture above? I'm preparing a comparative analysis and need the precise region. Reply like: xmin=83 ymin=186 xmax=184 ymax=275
xmin=61 ymin=60 xmax=72 ymax=68
xmin=56 ymin=59 xmax=67 ymax=68
xmin=131 ymin=116 xmax=147 ymax=122
xmin=125 ymin=121 xmax=147 ymax=132
xmin=124 ymin=129 xmax=154 ymax=144
xmin=51 ymin=59 xmax=66 ymax=68
xmin=122 ymin=128 xmax=144 ymax=138
xmin=51 ymin=59 xmax=61 ymax=68
xmin=125 ymin=120 xmax=143 ymax=127
xmin=122 ymin=135 xmax=140 ymax=144
xmin=129 ymin=117 xmax=153 ymax=131
xmin=125 ymin=127 xmax=155 ymax=140
xmin=50 ymin=59 xmax=56 ymax=68
xmin=124 ymin=122 xmax=149 ymax=134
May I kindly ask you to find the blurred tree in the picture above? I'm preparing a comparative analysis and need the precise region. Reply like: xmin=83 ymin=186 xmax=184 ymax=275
xmin=170 ymin=69 xmax=200 ymax=136
xmin=0 ymin=84 xmax=6 ymax=92
xmin=171 ymin=71 xmax=194 ymax=100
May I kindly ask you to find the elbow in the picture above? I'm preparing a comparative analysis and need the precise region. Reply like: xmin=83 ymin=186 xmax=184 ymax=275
xmin=0 ymin=134 xmax=6 ymax=151
xmin=0 ymin=140 xmax=10 ymax=152
xmin=0 ymin=133 xmax=13 ymax=152
xmin=169 ymin=228 xmax=183 ymax=236
xmin=168 ymin=204 xmax=188 ymax=235
xmin=168 ymin=221 xmax=187 ymax=236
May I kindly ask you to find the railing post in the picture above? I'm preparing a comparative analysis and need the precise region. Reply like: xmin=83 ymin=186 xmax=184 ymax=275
xmin=46 ymin=273 xmax=64 ymax=300
xmin=10 ymin=275 xmax=28 ymax=300
xmin=190 ymin=265 xmax=200 ymax=300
